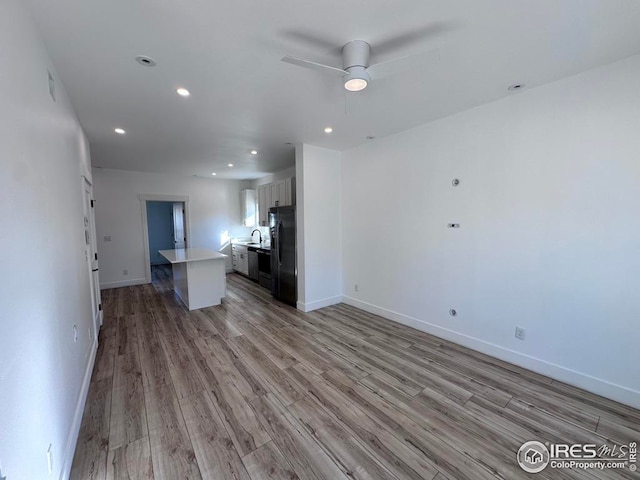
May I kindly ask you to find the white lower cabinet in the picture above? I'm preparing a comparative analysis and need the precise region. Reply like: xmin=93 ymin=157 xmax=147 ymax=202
xmin=232 ymin=244 xmax=249 ymax=275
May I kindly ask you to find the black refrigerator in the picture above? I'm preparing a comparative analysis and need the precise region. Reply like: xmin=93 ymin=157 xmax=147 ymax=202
xmin=269 ymin=206 xmax=296 ymax=306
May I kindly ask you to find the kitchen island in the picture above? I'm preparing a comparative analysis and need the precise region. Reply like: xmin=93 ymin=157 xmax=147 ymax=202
xmin=158 ymin=248 xmax=227 ymax=310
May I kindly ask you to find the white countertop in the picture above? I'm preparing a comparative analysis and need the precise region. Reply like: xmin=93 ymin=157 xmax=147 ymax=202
xmin=159 ymin=248 xmax=227 ymax=264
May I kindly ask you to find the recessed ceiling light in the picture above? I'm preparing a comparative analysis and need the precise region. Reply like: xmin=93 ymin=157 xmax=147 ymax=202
xmin=135 ymin=55 xmax=156 ymax=67
xmin=176 ymin=88 xmax=190 ymax=97
xmin=250 ymin=150 xmax=258 ymax=155
xmin=508 ymin=83 xmax=525 ymax=91
xmin=228 ymin=163 xmax=234 ymax=167
xmin=324 ymin=127 xmax=333 ymax=133
xmin=114 ymin=128 xmax=126 ymax=135
xmin=211 ymin=172 xmax=217 ymax=176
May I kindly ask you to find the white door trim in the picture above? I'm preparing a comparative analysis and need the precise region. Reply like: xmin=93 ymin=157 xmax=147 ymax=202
xmin=139 ymin=194 xmax=191 ymax=283
xmin=83 ymin=176 xmax=103 ymax=333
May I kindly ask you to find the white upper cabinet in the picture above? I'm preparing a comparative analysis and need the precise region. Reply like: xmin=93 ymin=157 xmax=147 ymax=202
xmin=281 ymin=178 xmax=293 ymax=206
xmin=257 ymin=177 xmax=295 ymax=226
xmin=271 ymin=178 xmax=294 ymax=207
xmin=257 ymin=184 xmax=270 ymax=226
xmin=240 ymin=189 xmax=256 ymax=227
xmin=270 ymin=183 xmax=279 ymax=208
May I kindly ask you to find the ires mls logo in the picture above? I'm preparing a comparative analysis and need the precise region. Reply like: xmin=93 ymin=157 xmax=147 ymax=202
xmin=517 ymin=441 xmax=550 ymax=473
xmin=517 ymin=440 xmax=637 ymax=473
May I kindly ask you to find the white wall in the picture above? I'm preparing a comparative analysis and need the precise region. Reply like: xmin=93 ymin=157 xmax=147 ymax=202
xmin=341 ymin=54 xmax=640 ymax=408
xmin=93 ymin=168 xmax=251 ymax=287
xmin=296 ymin=145 xmax=342 ymax=312
xmin=0 ymin=0 xmax=96 ymax=478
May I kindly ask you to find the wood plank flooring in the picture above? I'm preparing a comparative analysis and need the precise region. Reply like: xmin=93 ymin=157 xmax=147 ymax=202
xmin=70 ymin=265 xmax=639 ymax=479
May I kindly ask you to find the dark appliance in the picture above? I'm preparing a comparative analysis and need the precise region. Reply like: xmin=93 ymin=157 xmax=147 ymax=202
xmin=247 ymin=247 xmax=259 ymax=281
xmin=269 ymin=206 xmax=296 ymax=306
xmin=257 ymin=248 xmax=271 ymax=289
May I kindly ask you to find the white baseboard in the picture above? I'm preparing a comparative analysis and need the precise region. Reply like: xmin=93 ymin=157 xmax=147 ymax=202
xmin=59 ymin=336 xmax=98 ymax=480
xmin=297 ymin=295 xmax=342 ymax=312
xmin=341 ymin=295 xmax=640 ymax=410
xmin=100 ymin=277 xmax=148 ymax=290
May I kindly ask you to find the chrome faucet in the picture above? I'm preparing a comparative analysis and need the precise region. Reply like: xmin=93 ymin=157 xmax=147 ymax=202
xmin=251 ymin=229 xmax=262 ymax=244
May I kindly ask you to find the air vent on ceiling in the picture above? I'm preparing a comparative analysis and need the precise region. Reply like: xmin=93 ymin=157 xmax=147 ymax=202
xmin=135 ymin=55 xmax=157 ymax=67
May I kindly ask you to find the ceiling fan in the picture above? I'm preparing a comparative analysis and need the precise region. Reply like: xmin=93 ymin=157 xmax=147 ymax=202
xmin=280 ymin=26 xmax=446 ymax=92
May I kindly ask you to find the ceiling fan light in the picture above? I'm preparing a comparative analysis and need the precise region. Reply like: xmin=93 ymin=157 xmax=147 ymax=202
xmin=344 ymin=78 xmax=368 ymax=92
xmin=343 ymin=66 xmax=370 ymax=92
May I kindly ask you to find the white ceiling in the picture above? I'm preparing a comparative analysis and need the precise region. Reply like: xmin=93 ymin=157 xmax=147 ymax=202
xmin=25 ymin=0 xmax=640 ymax=180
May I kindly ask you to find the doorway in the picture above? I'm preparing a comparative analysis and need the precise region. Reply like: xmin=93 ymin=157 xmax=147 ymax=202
xmin=140 ymin=194 xmax=190 ymax=284
xmin=146 ymin=201 xmax=185 ymax=266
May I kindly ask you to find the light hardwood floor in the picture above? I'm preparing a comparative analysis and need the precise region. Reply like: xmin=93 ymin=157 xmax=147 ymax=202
xmin=70 ymin=265 xmax=639 ymax=479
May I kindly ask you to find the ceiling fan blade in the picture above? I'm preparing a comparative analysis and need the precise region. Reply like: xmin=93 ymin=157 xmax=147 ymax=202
xmin=281 ymin=56 xmax=348 ymax=76
xmin=373 ymin=22 xmax=451 ymax=57
xmin=366 ymin=48 xmax=441 ymax=80
xmin=279 ymin=30 xmax=342 ymax=56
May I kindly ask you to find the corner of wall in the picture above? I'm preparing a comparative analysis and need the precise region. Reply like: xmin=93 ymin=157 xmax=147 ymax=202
xmin=295 ymin=144 xmax=306 ymax=306
xmin=297 ymin=295 xmax=342 ymax=313
xmin=59 ymin=337 xmax=98 ymax=480
xmin=341 ymin=294 xmax=640 ymax=409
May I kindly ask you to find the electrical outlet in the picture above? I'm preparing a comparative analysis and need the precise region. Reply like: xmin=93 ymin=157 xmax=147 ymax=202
xmin=515 ymin=326 xmax=526 ymax=341
xmin=46 ymin=444 xmax=53 ymax=475
xmin=103 ymin=235 xmax=112 ymax=242
xmin=122 ymin=269 xmax=128 ymax=276
xmin=354 ymin=284 xmax=359 ymax=292
xmin=73 ymin=325 xmax=78 ymax=343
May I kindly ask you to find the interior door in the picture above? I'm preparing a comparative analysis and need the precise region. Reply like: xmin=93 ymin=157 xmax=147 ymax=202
xmin=83 ymin=178 xmax=102 ymax=337
xmin=172 ymin=202 xmax=186 ymax=249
